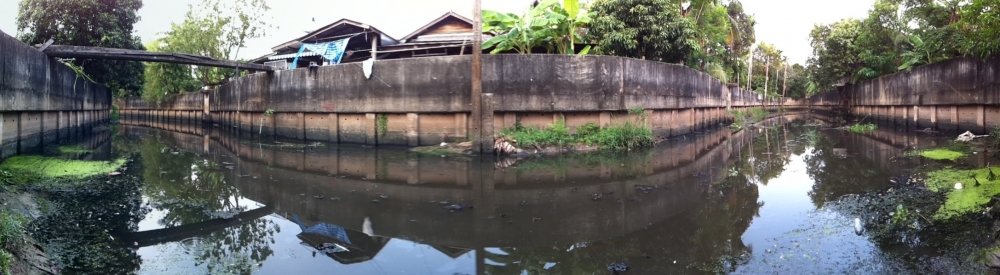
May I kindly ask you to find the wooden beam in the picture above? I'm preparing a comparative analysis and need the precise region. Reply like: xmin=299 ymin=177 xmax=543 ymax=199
xmin=41 ymin=45 xmax=273 ymax=71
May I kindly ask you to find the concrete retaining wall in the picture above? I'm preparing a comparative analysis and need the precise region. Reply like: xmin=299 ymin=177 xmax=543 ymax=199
xmin=0 ymin=30 xmax=111 ymax=157
xmin=121 ymin=55 xmax=790 ymax=146
xmin=806 ymin=56 xmax=1000 ymax=133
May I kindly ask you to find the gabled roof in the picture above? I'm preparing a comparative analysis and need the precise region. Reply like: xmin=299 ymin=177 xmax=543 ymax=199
xmin=272 ymin=18 xmax=397 ymax=52
xmin=399 ymin=11 xmax=473 ymax=42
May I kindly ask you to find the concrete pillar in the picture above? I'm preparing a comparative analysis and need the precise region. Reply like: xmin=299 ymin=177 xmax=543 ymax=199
xmin=482 ymin=93 xmax=495 ymax=153
xmin=455 ymin=113 xmax=467 ymax=141
xmin=406 ymin=160 xmax=420 ymax=185
xmin=977 ymin=105 xmax=985 ymax=133
xmin=406 ymin=113 xmax=419 ymax=146
xmin=913 ymin=106 xmax=919 ymax=126
xmin=297 ymin=112 xmax=305 ymax=140
xmin=328 ymin=113 xmax=340 ymax=143
xmin=950 ymin=106 xmax=958 ymax=132
xmin=365 ymin=113 xmax=377 ymax=144
xmin=690 ymin=108 xmax=696 ymax=133
xmin=930 ymin=106 xmax=937 ymax=127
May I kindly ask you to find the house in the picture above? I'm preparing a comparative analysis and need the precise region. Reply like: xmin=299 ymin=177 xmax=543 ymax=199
xmin=252 ymin=11 xmax=487 ymax=69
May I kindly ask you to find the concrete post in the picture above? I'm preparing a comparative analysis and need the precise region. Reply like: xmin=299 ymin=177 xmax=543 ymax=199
xmin=482 ymin=93 xmax=495 ymax=153
xmin=328 ymin=113 xmax=339 ymax=143
xmin=406 ymin=113 xmax=419 ymax=146
xmin=471 ymin=0 xmax=484 ymax=153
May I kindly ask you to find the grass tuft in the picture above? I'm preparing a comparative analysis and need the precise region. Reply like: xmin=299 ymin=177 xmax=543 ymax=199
xmin=501 ymin=113 xmax=654 ymax=151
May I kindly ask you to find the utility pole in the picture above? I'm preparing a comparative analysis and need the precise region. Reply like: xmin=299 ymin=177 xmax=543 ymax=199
xmin=471 ymin=0 xmax=485 ymax=153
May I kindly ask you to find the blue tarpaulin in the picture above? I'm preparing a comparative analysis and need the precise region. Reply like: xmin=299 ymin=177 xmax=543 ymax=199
xmin=290 ymin=37 xmax=351 ymax=69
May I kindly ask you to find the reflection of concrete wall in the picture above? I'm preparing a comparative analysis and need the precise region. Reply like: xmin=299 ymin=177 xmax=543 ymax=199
xmin=119 ymin=55 xmax=799 ymax=146
xmin=121 ymin=122 xmax=762 ymax=248
xmin=0 ymin=31 xmax=110 ymax=158
xmin=807 ymin=56 xmax=1000 ymax=134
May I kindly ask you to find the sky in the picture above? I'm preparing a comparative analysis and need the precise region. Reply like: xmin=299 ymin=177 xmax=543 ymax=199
xmin=0 ymin=0 xmax=875 ymax=65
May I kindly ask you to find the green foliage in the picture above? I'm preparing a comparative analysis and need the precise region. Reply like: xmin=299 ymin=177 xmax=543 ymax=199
xmin=142 ymin=40 xmax=203 ymax=102
xmin=482 ymin=0 xmax=592 ymax=54
xmin=146 ymin=0 xmax=270 ymax=90
xmin=0 ymin=156 xmax=126 ymax=180
xmin=109 ymin=105 xmax=120 ymax=123
xmin=57 ymin=145 xmax=94 ymax=155
xmin=918 ymin=149 xmax=966 ymax=161
xmin=263 ymin=109 xmax=275 ymax=116
xmin=0 ymin=210 xmax=25 ymax=275
xmin=16 ymin=0 xmax=145 ymax=98
xmin=924 ymin=166 xmax=1000 ymax=219
xmin=376 ymin=113 xmax=389 ymax=137
xmin=848 ymin=123 xmax=877 ymax=134
xmin=588 ymin=0 xmax=695 ymax=63
xmin=501 ymin=114 xmax=654 ymax=150
xmin=959 ymin=0 xmax=1000 ymax=57
xmin=729 ymin=107 xmax=768 ymax=130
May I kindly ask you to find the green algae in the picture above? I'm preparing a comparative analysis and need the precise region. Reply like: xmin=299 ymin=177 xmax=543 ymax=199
xmin=918 ymin=149 xmax=966 ymax=161
xmin=924 ymin=166 xmax=1000 ymax=220
xmin=0 ymin=156 xmax=126 ymax=181
xmin=56 ymin=145 xmax=93 ymax=154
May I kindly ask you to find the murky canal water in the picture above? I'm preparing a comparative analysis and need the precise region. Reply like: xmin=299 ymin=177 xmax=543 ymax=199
xmin=21 ymin=113 xmax=1000 ymax=274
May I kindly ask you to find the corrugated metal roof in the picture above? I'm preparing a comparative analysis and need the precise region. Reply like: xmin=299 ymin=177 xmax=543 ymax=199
xmin=269 ymin=51 xmax=319 ymax=60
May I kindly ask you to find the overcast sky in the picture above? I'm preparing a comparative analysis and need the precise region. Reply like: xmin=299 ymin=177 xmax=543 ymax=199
xmin=0 ymin=0 xmax=874 ymax=64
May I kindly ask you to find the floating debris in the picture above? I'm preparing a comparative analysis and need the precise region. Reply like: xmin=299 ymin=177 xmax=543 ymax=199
xmin=607 ymin=262 xmax=629 ymax=273
xmin=591 ymin=193 xmax=604 ymax=201
xmin=635 ymin=185 xmax=656 ymax=194
xmin=379 ymin=194 xmax=390 ymax=199
xmin=444 ymin=204 xmax=465 ymax=211
xmin=372 ymin=199 xmax=380 ymax=203
xmin=439 ymin=200 xmax=452 ymax=205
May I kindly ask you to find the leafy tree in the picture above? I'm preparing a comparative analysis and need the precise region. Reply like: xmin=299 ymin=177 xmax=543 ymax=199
xmin=145 ymin=0 xmax=270 ymax=94
xmin=958 ymin=0 xmax=1000 ymax=57
xmin=725 ymin=1 xmax=757 ymax=88
xmin=16 ymin=0 xmax=146 ymax=98
xmin=588 ymin=0 xmax=695 ymax=63
xmin=784 ymin=64 xmax=810 ymax=99
xmin=806 ymin=19 xmax=864 ymax=91
xmin=143 ymin=40 xmax=202 ymax=102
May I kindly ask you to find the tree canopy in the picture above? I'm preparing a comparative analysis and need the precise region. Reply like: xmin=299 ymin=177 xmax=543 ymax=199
xmin=16 ymin=0 xmax=146 ymax=98
xmin=806 ymin=0 xmax=1000 ymax=95
xmin=142 ymin=0 xmax=270 ymax=102
xmin=588 ymin=0 xmax=695 ymax=63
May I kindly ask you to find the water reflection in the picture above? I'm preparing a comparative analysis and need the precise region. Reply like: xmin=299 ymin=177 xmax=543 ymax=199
xmin=91 ymin=113 xmax=989 ymax=274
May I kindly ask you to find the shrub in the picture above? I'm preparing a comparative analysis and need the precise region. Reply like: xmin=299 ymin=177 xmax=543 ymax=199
xmin=848 ymin=123 xmax=877 ymax=134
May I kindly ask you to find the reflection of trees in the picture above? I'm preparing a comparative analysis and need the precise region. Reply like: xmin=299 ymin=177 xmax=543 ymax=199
xmin=134 ymin=135 xmax=278 ymax=274
xmin=485 ymin=151 xmax=766 ymax=274
xmin=29 ymin=174 xmax=148 ymax=274
xmin=804 ymin=130 xmax=887 ymax=207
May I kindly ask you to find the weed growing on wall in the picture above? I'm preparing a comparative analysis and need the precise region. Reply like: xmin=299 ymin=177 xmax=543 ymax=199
xmin=377 ymin=114 xmax=389 ymax=137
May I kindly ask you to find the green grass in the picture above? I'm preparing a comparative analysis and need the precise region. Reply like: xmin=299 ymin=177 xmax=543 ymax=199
xmin=0 ymin=156 xmax=126 ymax=181
xmin=848 ymin=123 xmax=878 ymax=134
xmin=0 ymin=211 xmax=25 ymax=275
xmin=501 ymin=116 xmax=654 ymax=151
xmin=729 ymin=107 xmax=769 ymax=130
xmin=924 ymin=166 xmax=1000 ymax=220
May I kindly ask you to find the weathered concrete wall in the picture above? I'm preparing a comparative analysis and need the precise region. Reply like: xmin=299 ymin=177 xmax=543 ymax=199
xmin=121 ymin=55 xmax=789 ymax=146
xmin=806 ymin=56 xmax=1000 ymax=133
xmin=0 ymin=30 xmax=111 ymax=157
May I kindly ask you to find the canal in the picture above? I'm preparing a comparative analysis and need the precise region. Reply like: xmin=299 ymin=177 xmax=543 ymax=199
xmin=17 ymin=112 xmax=1000 ymax=274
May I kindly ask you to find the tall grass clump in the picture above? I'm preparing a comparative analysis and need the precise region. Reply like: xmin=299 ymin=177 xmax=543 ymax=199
xmin=730 ymin=107 xmax=769 ymax=130
xmin=499 ymin=108 xmax=655 ymax=150
xmin=0 ymin=211 xmax=25 ymax=275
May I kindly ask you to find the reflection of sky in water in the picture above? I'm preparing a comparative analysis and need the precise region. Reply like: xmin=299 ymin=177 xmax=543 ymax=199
xmin=735 ymin=151 xmax=887 ymax=274
xmin=136 ymin=195 xmax=476 ymax=274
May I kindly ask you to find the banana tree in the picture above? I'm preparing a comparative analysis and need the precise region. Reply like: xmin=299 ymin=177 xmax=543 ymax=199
xmin=482 ymin=0 xmax=592 ymax=55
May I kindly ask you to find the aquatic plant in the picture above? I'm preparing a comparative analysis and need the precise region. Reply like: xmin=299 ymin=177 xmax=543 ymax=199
xmin=924 ymin=166 xmax=1000 ymax=220
xmin=0 ymin=156 xmax=126 ymax=180
xmin=500 ymin=114 xmax=654 ymax=150
xmin=917 ymin=149 xmax=966 ymax=161
xmin=848 ymin=123 xmax=877 ymax=134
